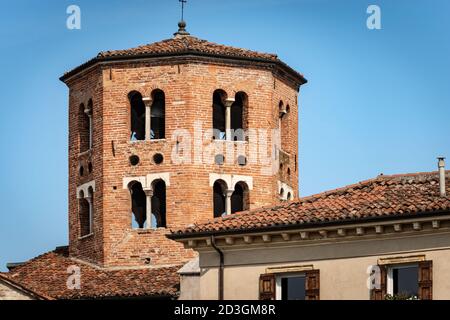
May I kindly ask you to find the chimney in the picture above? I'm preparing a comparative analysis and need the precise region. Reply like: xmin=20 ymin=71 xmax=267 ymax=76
xmin=438 ymin=157 xmax=446 ymax=196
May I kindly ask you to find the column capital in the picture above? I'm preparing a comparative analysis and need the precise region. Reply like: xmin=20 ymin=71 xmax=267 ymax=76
xmin=142 ymin=97 xmax=153 ymax=107
xmin=144 ymin=189 xmax=154 ymax=197
xmin=225 ymin=189 xmax=234 ymax=197
xmin=224 ymin=98 xmax=235 ymax=108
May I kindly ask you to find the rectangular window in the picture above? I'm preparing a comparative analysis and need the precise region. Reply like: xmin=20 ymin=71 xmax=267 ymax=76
xmin=276 ymin=274 xmax=306 ymax=300
xmin=387 ymin=264 xmax=419 ymax=299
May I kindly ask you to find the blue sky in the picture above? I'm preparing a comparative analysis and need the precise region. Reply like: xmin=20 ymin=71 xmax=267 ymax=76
xmin=0 ymin=0 xmax=449 ymax=271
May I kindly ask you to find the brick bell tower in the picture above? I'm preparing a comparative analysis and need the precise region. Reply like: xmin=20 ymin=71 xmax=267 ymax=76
xmin=60 ymin=21 xmax=307 ymax=268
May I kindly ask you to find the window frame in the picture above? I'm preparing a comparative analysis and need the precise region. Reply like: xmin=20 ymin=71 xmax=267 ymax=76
xmin=386 ymin=263 xmax=419 ymax=298
xmin=275 ymin=272 xmax=306 ymax=301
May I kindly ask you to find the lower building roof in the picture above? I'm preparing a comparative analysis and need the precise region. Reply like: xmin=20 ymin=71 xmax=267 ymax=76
xmin=1 ymin=247 xmax=181 ymax=300
xmin=169 ymin=171 xmax=450 ymax=239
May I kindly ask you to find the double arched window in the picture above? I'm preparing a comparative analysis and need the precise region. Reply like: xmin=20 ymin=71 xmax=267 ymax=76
xmin=128 ymin=179 xmax=166 ymax=229
xmin=213 ymin=180 xmax=249 ymax=218
xmin=212 ymin=90 xmax=247 ymax=141
xmin=129 ymin=90 xmax=165 ymax=141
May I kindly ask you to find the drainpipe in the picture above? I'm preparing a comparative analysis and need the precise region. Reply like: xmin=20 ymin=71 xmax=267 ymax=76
xmin=438 ymin=157 xmax=446 ymax=197
xmin=210 ymin=235 xmax=224 ymax=300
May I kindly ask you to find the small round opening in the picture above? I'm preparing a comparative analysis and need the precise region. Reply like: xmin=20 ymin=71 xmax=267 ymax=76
xmin=79 ymin=166 xmax=84 ymax=176
xmin=88 ymin=162 xmax=93 ymax=173
xmin=129 ymin=155 xmax=140 ymax=166
xmin=215 ymin=154 xmax=225 ymax=165
xmin=237 ymin=155 xmax=247 ymax=166
xmin=153 ymin=153 xmax=164 ymax=165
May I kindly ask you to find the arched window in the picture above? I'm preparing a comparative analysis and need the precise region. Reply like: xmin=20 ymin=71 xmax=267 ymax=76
xmin=231 ymin=182 xmax=249 ymax=213
xmin=151 ymin=90 xmax=165 ymax=139
xmin=78 ymin=188 xmax=93 ymax=236
xmin=129 ymin=92 xmax=145 ymax=141
xmin=129 ymin=182 xmax=146 ymax=229
xmin=213 ymin=180 xmax=226 ymax=218
xmin=212 ymin=90 xmax=226 ymax=140
xmin=79 ymin=103 xmax=90 ymax=152
xmin=279 ymin=101 xmax=289 ymax=147
xmin=87 ymin=99 xmax=93 ymax=149
xmin=231 ymin=92 xmax=247 ymax=141
xmin=151 ymin=179 xmax=166 ymax=228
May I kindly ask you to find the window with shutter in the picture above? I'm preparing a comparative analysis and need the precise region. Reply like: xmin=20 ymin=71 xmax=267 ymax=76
xmin=418 ymin=261 xmax=432 ymax=300
xmin=371 ymin=265 xmax=386 ymax=300
xmin=259 ymin=274 xmax=276 ymax=300
xmin=305 ymin=270 xmax=320 ymax=300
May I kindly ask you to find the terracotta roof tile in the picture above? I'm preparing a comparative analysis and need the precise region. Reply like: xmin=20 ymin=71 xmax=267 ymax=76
xmin=170 ymin=171 xmax=450 ymax=237
xmin=98 ymin=36 xmax=279 ymax=61
xmin=2 ymin=247 xmax=180 ymax=299
xmin=60 ymin=35 xmax=306 ymax=84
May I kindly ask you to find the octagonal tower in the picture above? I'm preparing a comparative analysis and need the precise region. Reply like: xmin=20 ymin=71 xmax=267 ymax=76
xmin=61 ymin=23 xmax=307 ymax=267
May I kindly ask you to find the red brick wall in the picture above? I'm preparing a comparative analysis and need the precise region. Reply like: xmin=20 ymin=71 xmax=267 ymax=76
xmin=67 ymin=67 xmax=105 ymax=265
xmin=66 ymin=58 xmax=300 ymax=267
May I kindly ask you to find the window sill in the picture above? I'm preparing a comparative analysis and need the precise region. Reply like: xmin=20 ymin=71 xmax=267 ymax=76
xmin=212 ymin=139 xmax=248 ymax=144
xmin=129 ymin=139 xmax=166 ymax=144
xmin=133 ymin=227 xmax=166 ymax=234
xmin=78 ymin=149 xmax=92 ymax=157
xmin=78 ymin=233 xmax=94 ymax=240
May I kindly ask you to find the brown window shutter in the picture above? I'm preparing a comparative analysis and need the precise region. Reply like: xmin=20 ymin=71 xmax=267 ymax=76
xmin=259 ymin=274 xmax=276 ymax=300
xmin=305 ymin=269 xmax=320 ymax=300
xmin=370 ymin=265 xmax=387 ymax=300
xmin=418 ymin=261 xmax=433 ymax=300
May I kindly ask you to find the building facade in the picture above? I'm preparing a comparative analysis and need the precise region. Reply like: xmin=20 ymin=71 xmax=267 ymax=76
xmin=170 ymin=169 xmax=450 ymax=300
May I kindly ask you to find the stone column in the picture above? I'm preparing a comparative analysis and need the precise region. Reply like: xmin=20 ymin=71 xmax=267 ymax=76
xmin=86 ymin=195 xmax=93 ymax=234
xmin=224 ymin=98 xmax=235 ymax=141
xmin=225 ymin=189 xmax=234 ymax=216
xmin=143 ymin=97 xmax=152 ymax=141
xmin=144 ymin=189 xmax=153 ymax=229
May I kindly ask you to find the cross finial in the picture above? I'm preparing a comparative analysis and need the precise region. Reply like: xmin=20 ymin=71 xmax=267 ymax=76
xmin=174 ymin=0 xmax=190 ymax=37
xmin=179 ymin=0 xmax=187 ymax=21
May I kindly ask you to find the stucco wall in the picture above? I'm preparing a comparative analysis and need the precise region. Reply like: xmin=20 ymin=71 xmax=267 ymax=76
xmin=0 ymin=282 xmax=32 ymax=300
xmin=190 ymin=230 xmax=450 ymax=300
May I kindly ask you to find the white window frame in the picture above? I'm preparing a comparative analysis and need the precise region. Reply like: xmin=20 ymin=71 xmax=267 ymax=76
xmin=386 ymin=263 xmax=418 ymax=296
xmin=275 ymin=272 xmax=305 ymax=300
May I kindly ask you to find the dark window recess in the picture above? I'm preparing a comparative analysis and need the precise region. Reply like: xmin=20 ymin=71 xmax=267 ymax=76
xmin=79 ymin=103 xmax=90 ymax=152
xmin=237 ymin=155 xmax=247 ymax=166
xmin=151 ymin=90 xmax=165 ymax=139
xmin=88 ymin=162 xmax=93 ymax=173
xmin=151 ymin=180 xmax=166 ymax=228
xmin=281 ymin=276 xmax=306 ymax=301
xmin=129 ymin=92 xmax=145 ymax=141
xmin=153 ymin=153 xmax=164 ymax=165
xmin=231 ymin=92 xmax=246 ymax=141
xmin=79 ymin=166 xmax=84 ymax=177
xmin=213 ymin=181 xmax=226 ymax=218
xmin=393 ymin=265 xmax=419 ymax=298
xmin=231 ymin=182 xmax=249 ymax=213
xmin=130 ymin=182 xmax=146 ymax=229
xmin=212 ymin=90 xmax=226 ymax=140
xmin=215 ymin=154 xmax=225 ymax=165
xmin=129 ymin=155 xmax=140 ymax=166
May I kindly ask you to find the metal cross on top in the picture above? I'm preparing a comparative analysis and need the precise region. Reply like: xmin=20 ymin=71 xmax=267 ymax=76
xmin=179 ymin=0 xmax=187 ymax=21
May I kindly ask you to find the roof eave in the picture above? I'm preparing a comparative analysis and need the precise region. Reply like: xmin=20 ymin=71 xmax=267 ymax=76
xmin=59 ymin=51 xmax=307 ymax=86
xmin=167 ymin=210 xmax=450 ymax=240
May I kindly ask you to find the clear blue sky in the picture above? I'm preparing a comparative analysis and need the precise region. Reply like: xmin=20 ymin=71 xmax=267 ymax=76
xmin=0 ymin=0 xmax=449 ymax=271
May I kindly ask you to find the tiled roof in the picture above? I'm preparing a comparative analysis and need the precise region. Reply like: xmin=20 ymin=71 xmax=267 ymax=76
xmin=98 ymin=36 xmax=279 ymax=61
xmin=60 ymin=35 xmax=306 ymax=83
xmin=170 ymin=171 xmax=450 ymax=238
xmin=1 ymin=247 xmax=180 ymax=300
